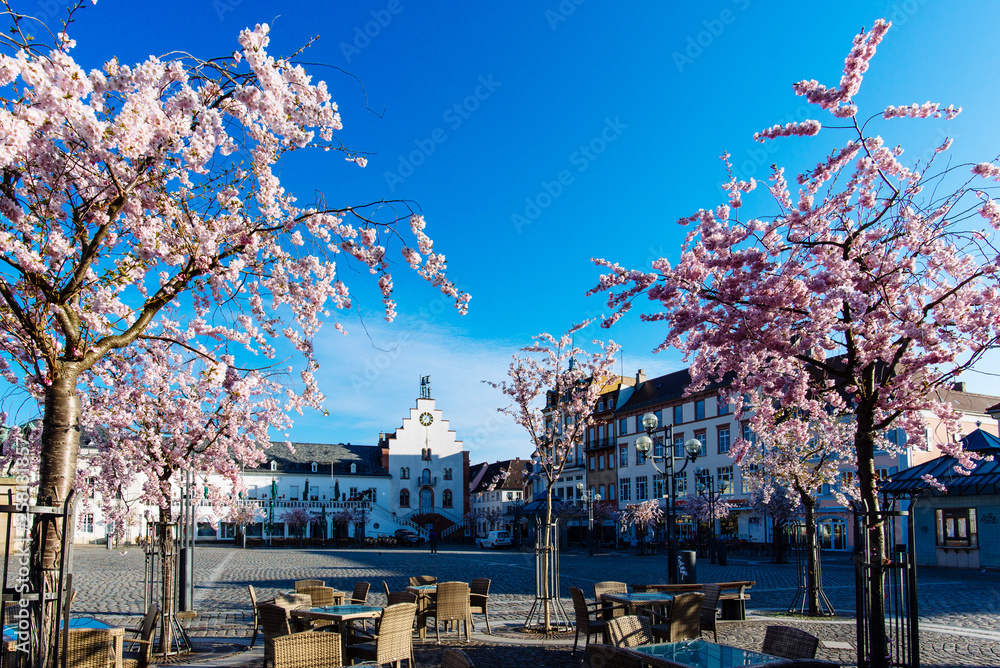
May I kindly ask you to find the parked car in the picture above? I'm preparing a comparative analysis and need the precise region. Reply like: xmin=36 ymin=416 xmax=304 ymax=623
xmin=477 ymin=530 xmax=512 ymax=549
xmin=394 ymin=529 xmax=424 ymax=546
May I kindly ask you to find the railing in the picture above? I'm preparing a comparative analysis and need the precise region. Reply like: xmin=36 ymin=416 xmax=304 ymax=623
xmin=366 ymin=503 xmax=427 ymax=538
xmin=416 ymin=475 xmax=437 ymax=487
xmin=402 ymin=506 xmax=463 ymax=524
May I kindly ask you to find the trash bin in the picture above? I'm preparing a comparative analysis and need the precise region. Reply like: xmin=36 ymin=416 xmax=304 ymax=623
xmin=679 ymin=550 xmax=697 ymax=584
xmin=718 ymin=541 xmax=728 ymax=566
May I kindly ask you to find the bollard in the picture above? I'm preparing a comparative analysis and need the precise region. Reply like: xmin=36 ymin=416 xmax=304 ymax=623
xmin=718 ymin=541 xmax=728 ymax=566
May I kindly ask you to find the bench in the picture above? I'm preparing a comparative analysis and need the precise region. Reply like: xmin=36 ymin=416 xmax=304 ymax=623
xmin=642 ymin=580 xmax=754 ymax=621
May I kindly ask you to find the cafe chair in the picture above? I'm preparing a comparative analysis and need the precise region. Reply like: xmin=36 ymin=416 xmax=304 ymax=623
xmin=386 ymin=590 xmax=417 ymax=606
xmin=426 ymin=581 xmax=471 ymax=642
xmin=699 ymin=583 xmax=722 ymax=643
xmin=272 ymin=630 xmax=342 ymax=668
xmin=569 ymin=586 xmax=618 ymax=656
xmin=350 ymin=581 xmax=371 ymax=605
xmin=469 ymin=578 xmax=492 ymax=634
xmin=345 ymin=601 xmax=417 ymax=668
xmin=293 ymin=580 xmax=324 ymax=591
xmin=273 ymin=592 xmax=312 ymax=610
xmin=382 ymin=580 xmax=391 ymax=602
xmin=121 ymin=604 xmax=159 ymax=668
xmin=258 ymin=602 xmax=300 ymax=668
xmin=593 ymin=581 xmax=629 ymax=620
xmin=248 ymin=585 xmax=276 ymax=648
xmin=647 ymin=592 xmax=704 ymax=642
xmin=762 ymin=625 xmax=820 ymax=660
xmin=587 ymin=643 xmax=650 ymax=668
xmin=606 ymin=615 xmax=654 ymax=648
xmin=64 ymin=628 xmax=124 ymax=668
xmin=299 ymin=586 xmax=337 ymax=607
xmin=441 ymin=648 xmax=475 ymax=668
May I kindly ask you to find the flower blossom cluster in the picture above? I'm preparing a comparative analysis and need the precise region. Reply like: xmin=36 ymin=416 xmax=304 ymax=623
xmin=753 ymin=120 xmax=821 ymax=143
xmin=882 ymin=102 xmax=961 ymax=120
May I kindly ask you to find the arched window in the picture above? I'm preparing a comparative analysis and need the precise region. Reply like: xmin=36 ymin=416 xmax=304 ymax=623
xmin=311 ymin=462 xmax=317 ymax=473
xmin=442 ymin=489 xmax=453 ymax=508
xmin=422 ymin=468 xmax=431 ymax=484
xmin=400 ymin=467 xmax=409 ymax=479
xmin=443 ymin=468 xmax=452 ymax=481
xmin=399 ymin=489 xmax=410 ymax=507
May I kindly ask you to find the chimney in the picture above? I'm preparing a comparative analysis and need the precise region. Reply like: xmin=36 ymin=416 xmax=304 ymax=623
xmin=636 ymin=369 xmax=646 ymax=385
xmin=952 ymin=382 xmax=967 ymax=393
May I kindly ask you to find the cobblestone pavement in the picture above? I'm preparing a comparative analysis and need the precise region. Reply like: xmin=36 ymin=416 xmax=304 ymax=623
xmin=60 ymin=544 xmax=1000 ymax=667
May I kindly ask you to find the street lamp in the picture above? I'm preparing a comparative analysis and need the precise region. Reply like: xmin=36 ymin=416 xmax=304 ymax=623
xmin=636 ymin=412 xmax=702 ymax=583
xmin=695 ymin=467 xmax=730 ymax=564
xmin=576 ymin=483 xmax=602 ymax=557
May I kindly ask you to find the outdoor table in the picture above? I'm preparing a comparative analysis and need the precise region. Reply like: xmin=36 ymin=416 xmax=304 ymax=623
xmin=291 ymin=604 xmax=382 ymax=645
xmin=285 ymin=589 xmax=346 ymax=606
xmin=602 ymin=591 xmax=675 ymax=617
xmin=633 ymin=638 xmax=784 ymax=668
xmin=3 ymin=616 xmax=112 ymax=642
xmin=406 ymin=585 xmax=437 ymax=640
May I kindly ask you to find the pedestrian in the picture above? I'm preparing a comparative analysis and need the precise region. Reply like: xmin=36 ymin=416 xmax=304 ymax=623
xmin=429 ymin=529 xmax=438 ymax=555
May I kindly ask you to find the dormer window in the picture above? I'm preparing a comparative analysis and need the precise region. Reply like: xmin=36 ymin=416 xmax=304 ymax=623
xmin=350 ymin=463 xmax=357 ymax=474
xmin=311 ymin=462 xmax=317 ymax=473
xmin=270 ymin=461 xmax=277 ymax=471
xmin=421 ymin=448 xmax=432 ymax=461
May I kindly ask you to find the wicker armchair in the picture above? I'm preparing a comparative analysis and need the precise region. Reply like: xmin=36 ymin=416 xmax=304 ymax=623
xmin=293 ymin=580 xmax=325 ymax=591
xmin=273 ymin=592 xmax=312 ymax=610
xmin=593 ymin=581 xmax=629 ymax=620
xmin=762 ymin=625 xmax=820 ymax=660
xmin=64 ymin=628 xmax=124 ymax=668
xmin=699 ymin=583 xmax=722 ymax=642
xmin=350 ymin=581 xmax=371 ymax=605
xmin=408 ymin=575 xmax=436 ymax=586
xmin=647 ymin=592 xmax=703 ymax=643
xmin=569 ymin=586 xmax=611 ymax=656
xmin=426 ymin=581 xmax=471 ymax=642
xmin=441 ymin=648 xmax=475 ymax=668
xmin=345 ymin=602 xmax=417 ymax=668
xmin=386 ymin=590 xmax=417 ymax=606
xmin=606 ymin=615 xmax=654 ymax=648
xmin=299 ymin=586 xmax=337 ymax=607
xmin=587 ymin=643 xmax=650 ymax=668
xmin=248 ymin=585 xmax=276 ymax=648
xmin=121 ymin=604 xmax=159 ymax=668
xmin=259 ymin=602 xmax=299 ymax=668
xmin=272 ymin=630 xmax=341 ymax=668
xmin=469 ymin=578 xmax=491 ymax=634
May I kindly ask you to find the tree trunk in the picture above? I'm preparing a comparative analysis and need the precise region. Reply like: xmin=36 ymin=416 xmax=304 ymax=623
xmin=157 ymin=509 xmax=175 ymax=654
xmin=803 ymin=497 xmax=820 ymax=616
xmin=855 ymin=406 xmax=888 ymax=667
xmin=32 ymin=371 xmax=82 ymax=668
xmin=542 ymin=486 xmax=553 ymax=632
xmin=773 ymin=522 xmax=786 ymax=564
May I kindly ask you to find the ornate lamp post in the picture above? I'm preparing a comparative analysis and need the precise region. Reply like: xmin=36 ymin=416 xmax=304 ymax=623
xmin=636 ymin=412 xmax=702 ymax=583
xmin=695 ymin=467 xmax=730 ymax=564
xmin=576 ymin=483 xmax=602 ymax=557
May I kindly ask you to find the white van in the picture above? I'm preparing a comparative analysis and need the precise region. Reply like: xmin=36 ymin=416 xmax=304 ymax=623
xmin=477 ymin=530 xmax=512 ymax=549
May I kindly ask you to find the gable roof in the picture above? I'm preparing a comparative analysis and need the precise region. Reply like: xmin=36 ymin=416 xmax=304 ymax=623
xmin=249 ymin=441 xmax=390 ymax=477
xmin=881 ymin=429 xmax=1000 ymax=497
xmin=469 ymin=458 xmax=526 ymax=494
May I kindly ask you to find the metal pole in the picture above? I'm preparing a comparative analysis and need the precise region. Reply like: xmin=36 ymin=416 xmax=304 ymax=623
xmin=667 ymin=444 xmax=677 ymax=584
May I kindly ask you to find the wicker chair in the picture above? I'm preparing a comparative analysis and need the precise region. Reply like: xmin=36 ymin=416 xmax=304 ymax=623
xmin=64 ymin=628 xmax=124 ymax=668
xmin=587 ymin=643 xmax=650 ymax=668
xmin=426 ymin=581 xmax=471 ymax=642
xmin=469 ymin=578 xmax=491 ymax=634
xmin=382 ymin=580 xmax=391 ymax=602
xmin=593 ymin=581 xmax=629 ymax=620
xmin=294 ymin=579 xmax=325 ymax=591
xmin=121 ymin=604 xmax=159 ymax=668
xmin=762 ymin=625 xmax=820 ymax=660
xmin=248 ymin=585 xmax=275 ymax=648
xmin=272 ymin=630 xmax=342 ymax=668
xmin=345 ymin=602 xmax=417 ymax=668
xmin=299 ymin=586 xmax=337 ymax=607
xmin=386 ymin=590 xmax=417 ymax=606
xmin=699 ymin=583 xmax=722 ymax=642
xmin=569 ymin=586 xmax=610 ymax=656
xmin=408 ymin=575 xmax=436 ymax=586
xmin=440 ymin=648 xmax=476 ymax=668
xmin=258 ymin=602 xmax=298 ymax=668
xmin=647 ymin=592 xmax=704 ymax=643
xmin=606 ymin=615 xmax=654 ymax=648
xmin=350 ymin=581 xmax=371 ymax=605
xmin=274 ymin=592 xmax=312 ymax=609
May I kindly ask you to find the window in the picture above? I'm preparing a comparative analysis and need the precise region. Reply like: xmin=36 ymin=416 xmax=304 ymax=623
xmin=673 ymin=434 xmax=685 ymax=459
xmin=400 ymin=467 xmax=409 ymax=479
xmin=443 ymin=490 xmax=453 ymax=508
xmin=693 ymin=431 xmax=707 ymax=457
xmin=619 ymin=418 xmax=628 ymax=435
xmin=742 ymin=463 xmax=759 ymax=493
xmin=653 ymin=436 xmax=664 ymax=459
xmin=350 ymin=463 xmax=357 ymax=473
xmin=608 ymin=483 xmax=615 ymax=500
xmin=270 ymin=461 xmax=277 ymax=471
xmin=673 ymin=405 xmax=684 ymax=425
xmin=557 ymin=487 xmax=564 ymax=499
xmin=608 ymin=451 xmax=615 ymax=468
xmin=674 ymin=472 xmax=687 ymax=495
xmin=598 ymin=454 xmax=604 ymax=470
xmin=840 ymin=470 xmax=856 ymax=490
xmin=589 ymin=456 xmax=595 ymax=471
xmin=637 ymin=443 xmax=647 ymax=465
xmin=399 ymin=489 xmax=410 ymax=507
xmin=619 ymin=444 xmax=629 ymax=468
xmin=653 ymin=474 xmax=664 ymax=499
xmin=349 ymin=486 xmax=358 ymax=499
xmin=718 ymin=466 xmax=734 ymax=493
xmin=695 ymin=399 xmax=705 ymax=421
xmin=654 ymin=410 xmax=662 ymax=428
xmin=620 ymin=478 xmax=631 ymax=501
xmin=695 ymin=468 xmax=711 ymax=490
xmin=311 ymin=462 xmax=317 ymax=473
xmin=421 ymin=448 xmax=431 ymax=461
xmin=636 ymin=476 xmax=648 ymax=501
xmin=718 ymin=398 xmax=730 ymax=415
xmin=79 ymin=513 xmax=94 ymax=533
xmin=936 ymin=508 xmax=977 ymax=547
xmin=443 ymin=468 xmax=453 ymax=480
xmin=742 ymin=422 xmax=756 ymax=446
xmin=718 ymin=427 xmax=731 ymax=454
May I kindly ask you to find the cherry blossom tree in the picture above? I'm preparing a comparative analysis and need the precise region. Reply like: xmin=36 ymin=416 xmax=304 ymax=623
xmin=0 ymin=3 xmax=467 ymax=661
xmin=749 ymin=485 xmax=800 ymax=564
xmin=279 ymin=507 xmax=312 ymax=541
xmin=592 ymin=19 xmax=1000 ymax=665
xmin=486 ymin=322 xmax=618 ymax=632
xmin=619 ymin=499 xmax=663 ymax=554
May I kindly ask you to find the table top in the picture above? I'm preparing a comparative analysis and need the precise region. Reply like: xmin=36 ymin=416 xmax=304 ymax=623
xmin=291 ymin=605 xmax=382 ymax=621
xmin=4 ymin=617 xmax=112 ymax=642
xmin=604 ymin=591 xmax=675 ymax=603
xmin=407 ymin=585 xmax=437 ymax=591
xmin=633 ymin=639 xmax=783 ymax=668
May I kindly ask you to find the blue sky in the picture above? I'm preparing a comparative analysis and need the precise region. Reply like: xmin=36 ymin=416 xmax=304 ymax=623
xmin=22 ymin=0 xmax=1000 ymax=462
